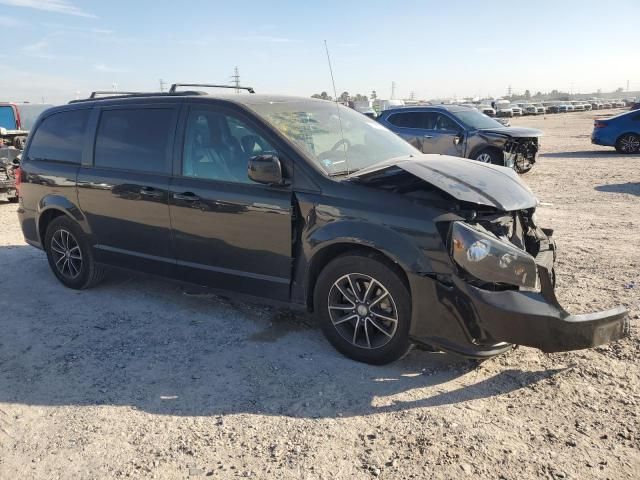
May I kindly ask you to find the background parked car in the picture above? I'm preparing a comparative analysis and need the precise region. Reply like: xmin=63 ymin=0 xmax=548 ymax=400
xmin=532 ymin=103 xmax=546 ymax=114
xmin=495 ymin=103 xmax=513 ymax=117
xmin=517 ymin=103 xmax=538 ymax=115
xmin=510 ymin=105 xmax=523 ymax=116
xmin=477 ymin=104 xmax=496 ymax=117
xmin=570 ymin=101 xmax=585 ymax=112
xmin=376 ymin=105 xmax=542 ymax=172
xmin=591 ymin=109 xmax=640 ymax=153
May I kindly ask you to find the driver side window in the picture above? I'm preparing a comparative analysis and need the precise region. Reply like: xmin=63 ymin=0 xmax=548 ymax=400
xmin=434 ymin=114 xmax=459 ymax=132
xmin=182 ymin=109 xmax=277 ymax=184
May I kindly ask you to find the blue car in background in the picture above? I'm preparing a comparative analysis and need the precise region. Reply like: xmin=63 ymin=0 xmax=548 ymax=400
xmin=591 ymin=110 xmax=640 ymax=153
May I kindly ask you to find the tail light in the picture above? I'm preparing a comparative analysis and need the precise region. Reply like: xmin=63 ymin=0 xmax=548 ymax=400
xmin=13 ymin=166 xmax=21 ymax=197
xmin=594 ymin=121 xmax=607 ymax=129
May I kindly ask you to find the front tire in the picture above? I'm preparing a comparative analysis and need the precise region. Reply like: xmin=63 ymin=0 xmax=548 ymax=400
xmin=474 ymin=148 xmax=503 ymax=165
xmin=615 ymin=133 xmax=640 ymax=153
xmin=44 ymin=215 xmax=105 ymax=289
xmin=314 ymin=253 xmax=412 ymax=365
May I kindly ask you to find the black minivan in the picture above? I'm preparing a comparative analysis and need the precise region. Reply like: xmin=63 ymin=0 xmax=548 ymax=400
xmin=16 ymin=86 xmax=628 ymax=364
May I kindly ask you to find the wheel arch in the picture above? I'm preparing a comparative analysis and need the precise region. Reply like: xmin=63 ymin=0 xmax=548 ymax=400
xmin=303 ymin=222 xmax=431 ymax=311
xmin=616 ymin=131 xmax=640 ymax=143
xmin=37 ymin=194 xmax=88 ymax=244
xmin=469 ymin=144 xmax=503 ymax=160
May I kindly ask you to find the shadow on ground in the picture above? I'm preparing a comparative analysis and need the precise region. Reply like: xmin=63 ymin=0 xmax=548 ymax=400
xmin=0 ymin=245 xmax=563 ymax=419
xmin=595 ymin=182 xmax=640 ymax=196
xmin=541 ymin=150 xmax=621 ymax=159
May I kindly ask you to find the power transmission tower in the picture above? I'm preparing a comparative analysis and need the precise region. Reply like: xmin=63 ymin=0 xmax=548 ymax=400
xmin=231 ymin=66 xmax=241 ymax=93
xmin=409 ymin=91 xmax=415 ymax=101
xmin=159 ymin=79 xmax=167 ymax=92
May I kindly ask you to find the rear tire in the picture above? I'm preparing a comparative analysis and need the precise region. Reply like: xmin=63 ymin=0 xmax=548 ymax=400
xmin=314 ymin=253 xmax=412 ymax=365
xmin=615 ymin=134 xmax=640 ymax=154
xmin=44 ymin=215 xmax=105 ymax=289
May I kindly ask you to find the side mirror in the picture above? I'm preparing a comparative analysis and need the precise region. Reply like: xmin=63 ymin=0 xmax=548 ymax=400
xmin=248 ymin=154 xmax=284 ymax=185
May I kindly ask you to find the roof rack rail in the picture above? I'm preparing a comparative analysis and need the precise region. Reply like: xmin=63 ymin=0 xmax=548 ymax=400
xmin=169 ymin=83 xmax=255 ymax=94
xmin=89 ymin=91 xmax=151 ymax=99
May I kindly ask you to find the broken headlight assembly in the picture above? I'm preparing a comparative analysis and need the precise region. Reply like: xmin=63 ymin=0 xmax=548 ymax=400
xmin=450 ymin=221 xmax=539 ymax=291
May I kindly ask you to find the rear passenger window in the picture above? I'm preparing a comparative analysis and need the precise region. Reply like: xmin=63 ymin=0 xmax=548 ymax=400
xmin=27 ymin=109 xmax=90 ymax=164
xmin=387 ymin=112 xmax=435 ymax=129
xmin=94 ymin=109 xmax=173 ymax=173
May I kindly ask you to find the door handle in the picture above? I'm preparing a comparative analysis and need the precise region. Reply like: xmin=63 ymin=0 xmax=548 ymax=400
xmin=423 ymin=134 xmax=433 ymax=138
xmin=139 ymin=187 xmax=163 ymax=198
xmin=172 ymin=192 xmax=200 ymax=202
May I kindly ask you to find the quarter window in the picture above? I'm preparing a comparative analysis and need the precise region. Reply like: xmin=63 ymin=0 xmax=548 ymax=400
xmin=94 ymin=109 xmax=173 ymax=173
xmin=27 ymin=109 xmax=90 ymax=164
xmin=182 ymin=109 xmax=276 ymax=183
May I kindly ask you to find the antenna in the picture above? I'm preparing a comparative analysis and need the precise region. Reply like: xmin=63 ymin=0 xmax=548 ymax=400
xmin=323 ymin=40 xmax=350 ymax=173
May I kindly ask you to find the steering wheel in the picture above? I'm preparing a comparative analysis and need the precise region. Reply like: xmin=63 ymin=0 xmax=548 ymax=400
xmin=318 ymin=138 xmax=352 ymax=161
xmin=330 ymin=138 xmax=351 ymax=152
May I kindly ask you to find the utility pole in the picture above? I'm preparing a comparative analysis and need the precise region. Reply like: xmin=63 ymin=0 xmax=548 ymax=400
xmin=507 ymin=85 xmax=512 ymax=97
xmin=409 ymin=91 xmax=415 ymax=101
xmin=627 ymin=80 xmax=630 ymax=92
xmin=231 ymin=66 xmax=241 ymax=93
xmin=112 ymin=82 xmax=118 ymax=92
xmin=391 ymin=81 xmax=396 ymax=100
xmin=159 ymin=79 xmax=167 ymax=92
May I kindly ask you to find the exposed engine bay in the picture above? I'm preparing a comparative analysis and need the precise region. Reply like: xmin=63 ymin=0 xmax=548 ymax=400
xmin=503 ymin=137 xmax=539 ymax=174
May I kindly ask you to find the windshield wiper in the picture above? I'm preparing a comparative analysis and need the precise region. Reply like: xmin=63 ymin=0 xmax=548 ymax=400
xmin=328 ymin=169 xmax=359 ymax=177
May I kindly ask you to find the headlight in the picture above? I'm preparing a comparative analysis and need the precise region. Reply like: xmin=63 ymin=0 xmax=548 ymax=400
xmin=451 ymin=221 xmax=538 ymax=290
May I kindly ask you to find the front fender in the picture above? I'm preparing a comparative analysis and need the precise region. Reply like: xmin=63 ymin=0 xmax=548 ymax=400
xmin=467 ymin=132 xmax=509 ymax=159
xmin=305 ymin=220 xmax=432 ymax=274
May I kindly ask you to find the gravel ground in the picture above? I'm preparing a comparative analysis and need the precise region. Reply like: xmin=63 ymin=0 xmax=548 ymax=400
xmin=0 ymin=109 xmax=638 ymax=480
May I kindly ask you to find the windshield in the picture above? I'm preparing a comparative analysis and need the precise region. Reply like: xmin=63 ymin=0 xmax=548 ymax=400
xmin=452 ymin=110 xmax=504 ymax=129
xmin=248 ymin=99 xmax=418 ymax=176
xmin=0 ymin=105 xmax=17 ymax=130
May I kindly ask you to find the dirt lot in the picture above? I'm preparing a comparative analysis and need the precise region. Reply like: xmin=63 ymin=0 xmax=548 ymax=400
xmin=0 ymin=109 xmax=638 ymax=480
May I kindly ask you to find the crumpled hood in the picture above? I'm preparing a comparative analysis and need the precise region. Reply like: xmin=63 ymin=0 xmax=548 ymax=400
xmin=348 ymin=154 xmax=538 ymax=211
xmin=479 ymin=126 xmax=542 ymax=138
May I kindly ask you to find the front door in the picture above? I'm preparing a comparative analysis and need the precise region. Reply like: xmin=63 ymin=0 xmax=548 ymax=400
xmin=77 ymin=105 xmax=178 ymax=275
xmin=169 ymin=105 xmax=293 ymax=300
xmin=420 ymin=113 xmax=465 ymax=157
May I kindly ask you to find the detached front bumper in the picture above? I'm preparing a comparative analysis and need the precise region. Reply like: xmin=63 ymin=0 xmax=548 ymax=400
xmin=409 ymin=239 xmax=629 ymax=356
xmin=451 ymin=266 xmax=628 ymax=352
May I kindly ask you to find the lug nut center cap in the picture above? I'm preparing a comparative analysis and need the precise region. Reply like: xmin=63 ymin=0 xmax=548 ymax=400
xmin=356 ymin=304 xmax=369 ymax=317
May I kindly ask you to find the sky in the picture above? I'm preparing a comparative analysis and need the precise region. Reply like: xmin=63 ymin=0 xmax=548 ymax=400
xmin=0 ymin=0 xmax=639 ymax=104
